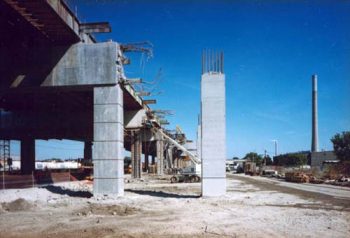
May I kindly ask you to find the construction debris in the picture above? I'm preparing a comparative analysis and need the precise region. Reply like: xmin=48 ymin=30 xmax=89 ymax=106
xmin=285 ymin=172 xmax=310 ymax=183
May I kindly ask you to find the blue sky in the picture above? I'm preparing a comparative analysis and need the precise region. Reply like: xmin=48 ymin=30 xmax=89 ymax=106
xmin=12 ymin=0 xmax=350 ymax=159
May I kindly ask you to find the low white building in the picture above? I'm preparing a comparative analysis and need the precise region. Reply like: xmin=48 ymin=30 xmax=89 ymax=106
xmin=1 ymin=158 xmax=81 ymax=171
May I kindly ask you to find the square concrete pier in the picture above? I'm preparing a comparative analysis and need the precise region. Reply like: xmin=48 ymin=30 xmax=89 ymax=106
xmin=201 ymin=72 xmax=226 ymax=196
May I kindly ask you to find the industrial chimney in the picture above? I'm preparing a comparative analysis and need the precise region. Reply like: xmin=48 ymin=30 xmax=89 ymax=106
xmin=311 ymin=74 xmax=319 ymax=152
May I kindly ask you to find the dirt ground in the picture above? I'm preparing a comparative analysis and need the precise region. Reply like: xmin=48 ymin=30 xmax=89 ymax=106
xmin=0 ymin=174 xmax=349 ymax=238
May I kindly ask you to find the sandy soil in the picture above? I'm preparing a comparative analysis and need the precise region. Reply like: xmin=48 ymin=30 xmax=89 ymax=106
xmin=0 ymin=174 xmax=349 ymax=238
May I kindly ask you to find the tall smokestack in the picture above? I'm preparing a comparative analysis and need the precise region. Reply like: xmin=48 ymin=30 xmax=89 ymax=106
xmin=311 ymin=74 xmax=319 ymax=152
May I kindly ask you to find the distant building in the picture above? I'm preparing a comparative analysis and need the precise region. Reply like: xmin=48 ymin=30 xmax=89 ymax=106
xmin=0 ymin=158 xmax=81 ymax=171
xmin=311 ymin=151 xmax=338 ymax=167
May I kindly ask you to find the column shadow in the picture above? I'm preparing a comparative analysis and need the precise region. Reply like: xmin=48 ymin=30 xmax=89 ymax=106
xmin=125 ymin=189 xmax=200 ymax=198
xmin=43 ymin=185 xmax=93 ymax=198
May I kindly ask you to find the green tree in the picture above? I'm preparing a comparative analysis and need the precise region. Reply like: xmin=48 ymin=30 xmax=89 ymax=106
xmin=331 ymin=131 xmax=350 ymax=162
xmin=232 ymin=156 xmax=240 ymax=160
xmin=265 ymin=155 xmax=273 ymax=165
xmin=243 ymin=152 xmax=263 ymax=166
xmin=273 ymin=153 xmax=307 ymax=166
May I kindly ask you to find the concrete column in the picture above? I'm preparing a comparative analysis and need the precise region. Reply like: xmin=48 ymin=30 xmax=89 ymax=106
xmin=201 ymin=72 xmax=226 ymax=196
xmin=151 ymin=155 xmax=155 ymax=165
xmin=20 ymin=138 xmax=35 ymax=174
xmin=138 ymin=135 xmax=142 ymax=176
xmin=131 ymin=131 xmax=142 ymax=178
xmin=164 ymin=144 xmax=169 ymax=170
xmin=144 ymin=142 xmax=149 ymax=172
xmin=156 ymin=138 xmax=164 ymax=175
xmin=197 ymin=122 xmax=202 ymax=161
xmin=173 ymin=157 xmax=178 ymax=169
xmin=84 ymin=141 xmax=92 ymax=161
xmin=131 ymin=131 xmax=136 ymax=177
xmin=93 ymin=85 xmax=124 ymax=196
xmin=167 ymin=146 xmax=173 ymax=169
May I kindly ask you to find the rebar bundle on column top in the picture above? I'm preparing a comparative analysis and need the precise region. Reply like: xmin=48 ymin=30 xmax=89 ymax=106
xmin=202 ymin=49 xmax=224 ymax=74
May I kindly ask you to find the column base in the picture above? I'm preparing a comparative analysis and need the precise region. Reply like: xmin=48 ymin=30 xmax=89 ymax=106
xmin=93 ymin=178 xmax=124 ymax=196
xmin=202 ymin=177 xmax=226 ymax=197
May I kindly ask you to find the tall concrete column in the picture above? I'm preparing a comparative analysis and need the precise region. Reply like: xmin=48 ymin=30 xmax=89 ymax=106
xmin=173 ymin=157 xmax=178 ymax=169
xmin=164 ymin=144 xmax=169 ymax=170
xmin=131 ymin=130 xmax=141 ymax=178
xmin=144 ymin=142 xmax=149 ymax=172
xmin=156 ymin=138 xmax=164 ymax=175
xmin=93 ymin=85 xmax=124 ymax=196
xmin=131 ymin=131 xmax=136 ymax=177
xmin=167 ymin=146 xmax=174 ymax=169
xmin=151 ymin=155 xmax=155 ymax=165
xmin=84 ymin=141 xmax=92 ymax=161
xmin=197 ymin=118 xmax=202 ymax=161
xmin=201 ymin=71 xmax=226 ymax=196
xmin=20 ymin=138 xmax=35 ymax=174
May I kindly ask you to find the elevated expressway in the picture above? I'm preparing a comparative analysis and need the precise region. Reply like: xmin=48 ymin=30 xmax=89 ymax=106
xmin=0 ymin=0 xmax=191 ymax=195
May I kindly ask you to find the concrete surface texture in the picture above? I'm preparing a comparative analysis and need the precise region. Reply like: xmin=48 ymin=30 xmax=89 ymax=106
xmin=93 ymin=85 xmax=124 ymax=196
xmin=197 ymin=122 xmax=202 ymax=160
xmin=201 ymin=72 xmax=226 ymax=196
xmin=42 ymin=42 xmax=118 ymax=87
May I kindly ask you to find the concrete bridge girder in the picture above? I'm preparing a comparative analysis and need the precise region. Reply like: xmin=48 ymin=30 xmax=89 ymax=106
xmin=0 ymin=0 xmax=169 ymax=196
xmin=0 ymin=42 xmax=138 ymax=196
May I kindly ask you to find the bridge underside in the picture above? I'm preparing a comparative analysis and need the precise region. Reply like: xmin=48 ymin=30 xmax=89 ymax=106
xmin=0 ymin=0 xmax=192 ymax=196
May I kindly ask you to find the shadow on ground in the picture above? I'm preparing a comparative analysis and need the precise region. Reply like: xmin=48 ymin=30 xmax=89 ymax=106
xmin=125 ymin=189 xmax=201 ymax=198
xmin=44 ymin=185 xmax=93 ymax=198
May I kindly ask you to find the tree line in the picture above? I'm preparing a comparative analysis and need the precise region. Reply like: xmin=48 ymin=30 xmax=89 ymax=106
xmin=233 ymin=131 xmax=349 ymax=167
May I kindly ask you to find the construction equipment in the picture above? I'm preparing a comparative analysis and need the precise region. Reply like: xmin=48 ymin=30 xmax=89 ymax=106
xmin=244 ymin=161 xmax=257 ymax=176
xmin=156 ymin=129 xmax=201 ymax=183
xmin=158 ymin=129 xmax=200 ymax=165
xmin=170 ymin=165 xmax=201 ymax=183
xmin=285 ymin=172 xmax=310 ymax=183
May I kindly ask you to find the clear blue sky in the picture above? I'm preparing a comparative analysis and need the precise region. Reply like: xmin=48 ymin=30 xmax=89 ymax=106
xmin=12 ymin=0 xmax=350 ymax=159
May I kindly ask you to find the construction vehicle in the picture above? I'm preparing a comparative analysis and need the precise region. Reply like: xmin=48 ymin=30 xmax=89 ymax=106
xmin=170 ymin=164 xmax=201 ymax=183
xmin=157 ymin=129 xmax=202 ymax=183
xmin=285 ymin=172 xmax=310 ymax=183
xmin=244 ymin=161 xmax=257 ymax=175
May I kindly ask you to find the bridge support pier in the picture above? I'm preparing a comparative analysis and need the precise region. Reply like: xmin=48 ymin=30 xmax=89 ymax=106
xmin=156 ymin=138 xmax=164 ymax=175
xmin=20 ymin=138 xmax=35 ymax=175
xmin=201 ymin=72 xmax=226 ymax=197
xmin=84 ymin=141 xmax=92 ymax=161
xmin=151 ymin=155 xmax=155 ymax=165
xmin=166 ymin=146 xmax=173 ymax=170
xmin=131 ymin=130 xmax=141 ymax=179
xmin=144 ymin=142 xmax=149 ymax=172
xmin=93 ymin=85 xmax=124 ymax=196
